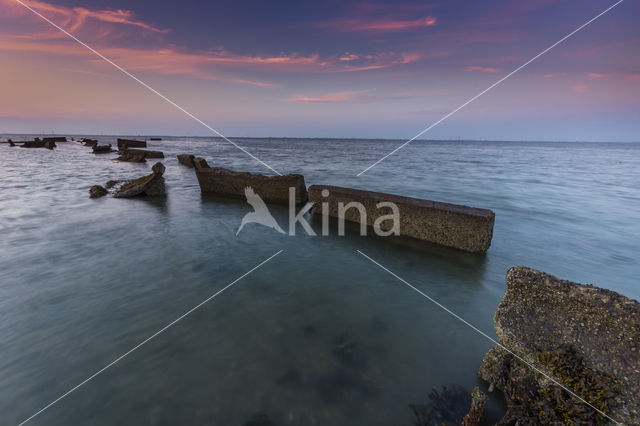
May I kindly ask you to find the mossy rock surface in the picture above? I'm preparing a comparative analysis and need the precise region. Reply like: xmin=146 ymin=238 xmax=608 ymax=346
xmin=479 ymin=267 xmax=640 ymax=424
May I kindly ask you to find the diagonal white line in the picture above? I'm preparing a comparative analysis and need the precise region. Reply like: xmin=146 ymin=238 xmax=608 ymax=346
xmin=356 ymin=0 xmax=625 ymax=176
xmin=18 ymin=250 xmax=284 ymax=426
xmin=356 ymin=249 xmax=622 ymax=425
xmin=13 ymin=0 xmax=282 ymax=176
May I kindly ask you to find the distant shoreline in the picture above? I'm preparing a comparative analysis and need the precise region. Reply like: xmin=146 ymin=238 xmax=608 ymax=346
xmin=1 ymin=133 xmax=638 ymax=144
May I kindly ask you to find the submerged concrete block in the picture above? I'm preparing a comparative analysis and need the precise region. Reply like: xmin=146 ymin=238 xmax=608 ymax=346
xmin=308 ymin=185 xmax=494 ymax=252
xmin=120 ymin=148 xmax=164 ymax=158
xmin=117 ymin=138 xmax=147 ymax=149
xmin=196 ymin=167 xmax=307 ymax=205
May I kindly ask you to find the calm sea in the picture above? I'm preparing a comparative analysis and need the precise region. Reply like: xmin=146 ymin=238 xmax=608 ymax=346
xmin=1 ymin=136 xmax=638 ymax=425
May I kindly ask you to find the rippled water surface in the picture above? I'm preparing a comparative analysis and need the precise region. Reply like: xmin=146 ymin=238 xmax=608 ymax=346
xmin=1 ymin=136 xmax=639 ymax=425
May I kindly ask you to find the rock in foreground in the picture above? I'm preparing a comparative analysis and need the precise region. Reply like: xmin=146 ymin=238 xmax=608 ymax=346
xmin=308 ymin=185 xmax=495 ymax=252
xmin=479 ymin=267 xmax=640 ymax=424
xmin=196 ymin=167 xmax=307 ymax=205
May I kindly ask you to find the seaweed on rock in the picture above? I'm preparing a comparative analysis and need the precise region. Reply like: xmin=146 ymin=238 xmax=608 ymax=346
xmin=495 ymin=345 xmax=621 ymax=425
xmin=410 ymin=385 xmax=472 ymax=426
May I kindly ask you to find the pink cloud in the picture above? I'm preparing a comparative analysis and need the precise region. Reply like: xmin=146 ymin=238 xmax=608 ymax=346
xmin=571 ymin=84 xmax=588 ymax=93
xmin=335 ymin=52 xmax=422 ymax=72
xmin=1 ymin=0 xmax=423 ymax=90
xmin=0 ymin=33 xmax=420 ymax=86
xmin=465 ymin=66 xmax=499 ymax=73
xmin=588 ymin=72 xmax=616 ymax=79
xmin=573 ymin=39 xmax=640 ymax=57
xmin=588 ymin=72 xmax=640 ymax=82
xmin=317 ymin=15 xmax=436 ymax=33
xmin=282 ymin=89 xmax=375 ymax=103
xmin=1 ymin=0 xmax=169 ymax=38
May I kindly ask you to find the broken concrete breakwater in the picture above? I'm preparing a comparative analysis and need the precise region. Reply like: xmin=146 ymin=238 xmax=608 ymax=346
xmin=308 ymin=185 xmax=494 ymax=252
xmin=196 ymin=166 xmax=307 ymax=205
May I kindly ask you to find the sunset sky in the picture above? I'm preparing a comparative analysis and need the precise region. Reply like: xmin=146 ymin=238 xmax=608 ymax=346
xmin=0 ymin=0 xmax=638 ymax=141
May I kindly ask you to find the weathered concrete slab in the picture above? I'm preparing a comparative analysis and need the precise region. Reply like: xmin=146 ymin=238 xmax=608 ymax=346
xmin=116 ymin=152 xmax=146 ymax=162
xmin=20 ymin=140 xmax=45 ymax=148
xmin=196 ymin=167 xmax=307 ymax=205
xmin=117 ymin=138 xmax=147 ymax=149
xmin=19 ymin=140 xmax=56 ymax=149
xmin=308 ymin=185 xmax=494 ymax=252
xmin=92 ymin=144 xmax=114 ymax=153
xmin=193 ymin=157 xmax=209 ymax=169
xmin=93 ymin=162 xmax=167 ymax=198
xmin=177 ymin=154 xmax=196 ymax=167
xmin=119 ymin=148 xmax=164 ymax=158
xmin=479 ymin=267 xmax=640 ymax=424
xmin=177 ymin=154 xmax=209 ymax=169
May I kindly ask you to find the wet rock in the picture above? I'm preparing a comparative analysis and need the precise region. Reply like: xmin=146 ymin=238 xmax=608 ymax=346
xmin=20 ymin=139 xmax=56 ymax=149
xmin=113 ymin=161 xmax=166 ymax=198
xmin=20 ymin=140 xmax=46 ymax=148
xmin=478 ymin=267 xmax=640 ymax=424
xmin=177 ymin=154 xmax=208 ymax=168
xmin=461 ymin=387 xmax=487 ymax=426
xmin=83 ymin=140 xmax=98 ymax=147
xmin=151 ymin=162 xmax=165 ymax=175
xmin=119 ymin=148 xmax=164 ymax=158
xmin=177 ymin=154 xmax=196 ymax=167
xmin=308 ymin=185 xmax=495 ymax=252
xmin=150 ymin=137 xmax=162 ymax=141
xmin=116 ymin=153 xmax=146 ymax=162
xmin=196 ymin=167 xmax=307 ymax=205
xmin=43 ymin=136 xmax=67 ymax=143
xmin=193 ymin=157 xmax=209 ymax=169
xmin=90 ymin=162 xmax=166 ymax=198
xmin=89 ymin=185 xmax=108 ymax=198
xmin=8 ymin=139 xmax=15 ymax=147
xmin=92 ymin=144 xmax=114 ymax=153
xmin=117 ymin=138 xmax=147 ymax=149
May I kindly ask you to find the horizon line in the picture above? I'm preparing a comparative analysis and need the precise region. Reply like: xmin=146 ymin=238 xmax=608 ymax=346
xmin=1 ymin=132 xmax=638 ymax=144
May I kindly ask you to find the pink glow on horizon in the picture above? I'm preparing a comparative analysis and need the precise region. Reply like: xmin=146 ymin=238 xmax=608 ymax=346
xmin=282 ymin=89 xmax=375 ymax=103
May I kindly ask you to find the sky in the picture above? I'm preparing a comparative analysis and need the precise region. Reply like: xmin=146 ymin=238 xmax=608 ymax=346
xmin=0 ymin=0 xmax=638 ymax=141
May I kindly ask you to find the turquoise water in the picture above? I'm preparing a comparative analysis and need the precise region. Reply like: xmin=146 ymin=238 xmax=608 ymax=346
xmin=1 ymin=136 xmax=639 ymax=425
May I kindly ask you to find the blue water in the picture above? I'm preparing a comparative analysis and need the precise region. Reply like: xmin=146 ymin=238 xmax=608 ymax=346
xmin=1 ymin=136 xmax=638 ymax=425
